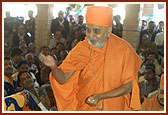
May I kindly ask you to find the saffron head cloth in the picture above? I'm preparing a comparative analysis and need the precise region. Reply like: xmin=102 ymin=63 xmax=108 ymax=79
xmin=86 ymin=6 xmax=113 ymax=27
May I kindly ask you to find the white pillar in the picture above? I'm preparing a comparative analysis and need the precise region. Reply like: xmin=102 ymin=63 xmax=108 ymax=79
xmin=35 ymin=4 xmax=54 ymax=53
xmin=122 ymin=4 xmax=141 ymax=50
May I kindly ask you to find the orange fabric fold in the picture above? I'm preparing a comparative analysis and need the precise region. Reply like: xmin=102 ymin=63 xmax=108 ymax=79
xmin=49 ymin=41 xmax=90 ymax=111
xmin=103 ymin=34 xmax=142 ymax=111
xmin=49 ymin=72 xmax=79 ymax=111
xmin=143 ymin=96 xmax=160 ymax=111
xmin=49 ymin=34 xmax=142 ymax=111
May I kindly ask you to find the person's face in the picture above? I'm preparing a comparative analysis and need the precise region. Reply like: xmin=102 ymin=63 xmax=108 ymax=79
xmin=41 ymin=48 xmax=49 ymax=56
xmin=18 ymin=64 xmax=28 ymax=72
xmin=19 ymin=72 xmax=33 ymax=89
xmin=41 ymin=90 xmax=56 ymax=110
xmin=56 ymin=44 xmax=64 ymax=51
xmin=18 ymin=26 xmax=24 ymax=35
xmin=75 ymin=31 xmax=82 ymax=40
xmin=29 ymin=44 xmax=35 ymax=53
xmin=145 ymin=68 xmax=155 ymax=80
xmin=4 ymin=59 xmax=13 ymax=75
xmin=159 ymin=23 xmax=164 ymax=31
xmin=142 ymin=35 xmax=149 ymax=44
xmin=69 ymin=16 xmax=73 ymax=22
xmin=145 ymin=59 xmax=153 ymax=64
xmin=28 ymin=11 xmax=33 ymax=18
xmin=6 ymin=12 xmax=10 ymax=18
xmin=54 ymin=31 xmax=61 ymax=39
xmin=51 ymin=49 xmax=58 ymax=56
xmin=20 ymin=40 xmax=26 ymax=46
xmin=142 ymin=21 xmax=146 ymax=27
xmin=148 ymin=54 xmax=156 ymax=62
xmin=58 ymin=11 xmax=64 ymax=20
xmin=15 ymin=54 xmax=22 ymax=64
xmin=78 ymin=16 xmax=83 ymax=24
xmin=115 ymin=17 xmax=120 ymax=24
xmin=26 ymin=55 xmax=33 ymax=65
xmin=86 ymin=24 xmax=109 ymax=49
xmin=148 ymin=23 xmax=155 ymax=32
xmin=21 ymin=43 xmax=27 ymax=50
xmin=158 ymin=88 xmax=164 ymax=106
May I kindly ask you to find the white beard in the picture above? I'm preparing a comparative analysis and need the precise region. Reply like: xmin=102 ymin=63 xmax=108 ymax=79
xmin=87 ymin=29 xmax=109 ymax=49
xmin=88 ymin=38 xmax=101 ymax=48
xmin=87 ymin=36 xmax=107 ymax=49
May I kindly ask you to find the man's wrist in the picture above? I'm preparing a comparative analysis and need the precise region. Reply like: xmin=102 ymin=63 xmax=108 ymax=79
xmin=50 ymin=61 xmax=58 ymax=71
xmin=50 ymin=64 xmax=58 ymax=71
xmin=97 ymin=94 xmax=103 ymax=101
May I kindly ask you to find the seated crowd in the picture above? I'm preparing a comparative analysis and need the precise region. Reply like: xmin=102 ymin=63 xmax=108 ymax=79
xmin=4 ymin=9 xmax=164 ymax=111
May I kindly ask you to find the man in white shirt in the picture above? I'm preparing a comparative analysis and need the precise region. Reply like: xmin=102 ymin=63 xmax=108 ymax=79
xmin=155 ymin=31 xmax=164 ymax=61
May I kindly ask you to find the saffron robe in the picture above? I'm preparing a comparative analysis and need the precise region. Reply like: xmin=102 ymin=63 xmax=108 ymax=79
xmin=50 ymin=34 xmax=142 ymax=111
xmin=142 ymin=94 xmax=161 ymax=111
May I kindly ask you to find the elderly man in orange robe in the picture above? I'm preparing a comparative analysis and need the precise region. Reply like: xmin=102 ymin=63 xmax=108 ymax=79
xmin=39 ymin=6 xmax=142 ymax=111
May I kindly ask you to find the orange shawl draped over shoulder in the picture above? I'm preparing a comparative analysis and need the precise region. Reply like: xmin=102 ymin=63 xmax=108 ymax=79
xmin=49 ymin=34 xmax=142 ymax=111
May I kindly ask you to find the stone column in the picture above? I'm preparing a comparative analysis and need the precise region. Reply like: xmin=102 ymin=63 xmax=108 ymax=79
xmin=35 ymin=4 xmax=54 ymax=54
xmin=122 ymin=4 xmax=141 ymax=50
xmin=142 ymin=4 xmax=154 ymax=23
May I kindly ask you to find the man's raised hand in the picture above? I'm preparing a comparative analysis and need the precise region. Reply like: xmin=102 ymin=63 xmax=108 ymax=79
xmin=39 ymin=53 xmax=56 ymax=68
